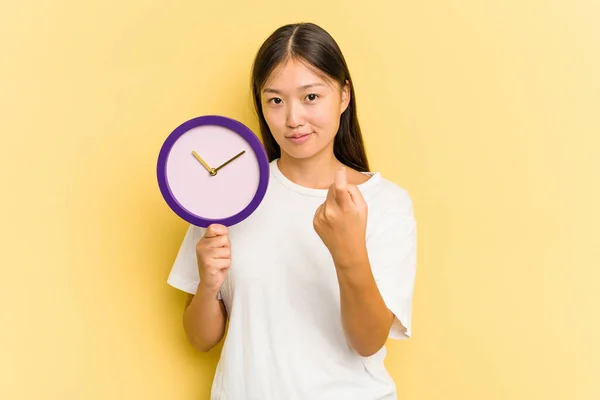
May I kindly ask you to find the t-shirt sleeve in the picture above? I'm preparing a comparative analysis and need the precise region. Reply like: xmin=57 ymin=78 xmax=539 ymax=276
xmin=166 ymin=224 xmax=206 ymax=295
xmin=367 ymin=188 xmax=417 ymax=340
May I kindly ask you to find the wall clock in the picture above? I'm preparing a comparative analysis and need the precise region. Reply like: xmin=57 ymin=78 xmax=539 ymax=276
xmin=157 ymin=115 xmax=270 ymax=227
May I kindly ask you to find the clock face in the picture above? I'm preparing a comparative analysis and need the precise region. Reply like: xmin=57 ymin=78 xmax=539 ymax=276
xmin=157 ymin=115 xmax=270 ymax=227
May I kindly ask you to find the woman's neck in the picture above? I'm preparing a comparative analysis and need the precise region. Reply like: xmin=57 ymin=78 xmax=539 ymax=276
xmin=277 ymin=152 xmax=343 ymax=190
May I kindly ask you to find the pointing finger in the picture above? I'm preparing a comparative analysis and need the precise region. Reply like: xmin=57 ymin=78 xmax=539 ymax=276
xmin=335 ymin=167 xmax=347 ymax=191
xmin=334 ymin=167 xmax=352 ymax=206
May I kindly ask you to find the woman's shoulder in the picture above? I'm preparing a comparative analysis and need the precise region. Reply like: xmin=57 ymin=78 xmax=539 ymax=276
xmin=363 ymin=176 xmax=416 ymax=236
xmin=360 ymin=170 xmax=413 ymax=211
xmin=347 ymin=167 xmax=372 ymax=185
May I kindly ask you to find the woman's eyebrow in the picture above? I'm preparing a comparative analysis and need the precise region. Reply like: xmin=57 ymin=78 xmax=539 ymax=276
xmin=262 ymin=83 xmax=326 ymax=94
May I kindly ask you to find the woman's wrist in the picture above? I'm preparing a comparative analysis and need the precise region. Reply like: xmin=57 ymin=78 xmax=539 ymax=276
xmin=196 ymin=282 xmax=221 ymax=301
xmin=332 ymin=243 xmax=369 ymax=270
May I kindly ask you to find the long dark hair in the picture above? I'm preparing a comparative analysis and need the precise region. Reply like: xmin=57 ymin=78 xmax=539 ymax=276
xmin=250 ymin=22 xmax=370 ymax=172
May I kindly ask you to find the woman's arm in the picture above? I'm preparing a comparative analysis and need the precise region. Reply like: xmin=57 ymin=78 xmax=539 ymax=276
xmin=182 ymin=284 xmax=228 ymax=352
xmin=334 ymin=247 xmax=394 ymax=357
xmin=312 ymin=168 xmax=395 ymax=357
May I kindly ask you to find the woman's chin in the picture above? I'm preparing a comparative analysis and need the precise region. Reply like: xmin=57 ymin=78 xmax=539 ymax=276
xmin=281 ymin=146 xmax=318 ymax=160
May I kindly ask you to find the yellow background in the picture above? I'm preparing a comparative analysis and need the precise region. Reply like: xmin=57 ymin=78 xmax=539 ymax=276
xmin=1 ymin=0 xmax=598 ymax=399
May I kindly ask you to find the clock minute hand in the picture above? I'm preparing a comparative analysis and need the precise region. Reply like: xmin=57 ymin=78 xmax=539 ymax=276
xmin=213 ymin=150 xmax=246 ymax=173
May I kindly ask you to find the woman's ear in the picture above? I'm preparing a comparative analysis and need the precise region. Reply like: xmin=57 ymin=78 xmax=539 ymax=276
xmin=340 ymin=79 xmax=351 ymax=113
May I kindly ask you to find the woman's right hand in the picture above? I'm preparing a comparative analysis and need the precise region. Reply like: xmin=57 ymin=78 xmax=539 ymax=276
xmin=195 ymin=224 xmax=231 ymax=293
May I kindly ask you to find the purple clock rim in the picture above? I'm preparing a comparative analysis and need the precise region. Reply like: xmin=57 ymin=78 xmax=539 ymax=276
xmin=156 ymin=115 xmax=270 ymax=228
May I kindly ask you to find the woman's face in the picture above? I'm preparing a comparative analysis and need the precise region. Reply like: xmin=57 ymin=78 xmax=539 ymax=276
xmin=260 ymin=58 xmax=350 ymax=161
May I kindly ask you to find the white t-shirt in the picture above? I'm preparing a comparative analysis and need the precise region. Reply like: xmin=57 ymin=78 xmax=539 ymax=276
xmin=167 ymin=158 xmax=417 ymax=400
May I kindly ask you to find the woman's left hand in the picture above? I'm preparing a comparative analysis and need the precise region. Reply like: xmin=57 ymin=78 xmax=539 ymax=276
xmin=313 ymin=167 xmax=368 ymax=268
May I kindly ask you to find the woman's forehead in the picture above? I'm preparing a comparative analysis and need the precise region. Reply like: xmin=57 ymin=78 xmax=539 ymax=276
xmin=264 ymin=59 xmax=335 ymax=91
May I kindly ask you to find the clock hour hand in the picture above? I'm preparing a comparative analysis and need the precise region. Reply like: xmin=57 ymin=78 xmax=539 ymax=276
xmin=192 ymin=151 xmax=216 ymax=176
xmin=213 ymin=150 xmax=246 ymax=173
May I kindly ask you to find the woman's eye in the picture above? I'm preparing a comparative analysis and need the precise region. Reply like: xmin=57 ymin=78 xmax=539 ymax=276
xmin=269 ymin=98 xmax=283 ymax=104
xmin=306 ymin=94 xmax=318 ymax=101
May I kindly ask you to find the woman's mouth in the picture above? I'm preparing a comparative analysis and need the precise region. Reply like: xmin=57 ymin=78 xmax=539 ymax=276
xmin=286 ymin=132 xmax=313 ymax=144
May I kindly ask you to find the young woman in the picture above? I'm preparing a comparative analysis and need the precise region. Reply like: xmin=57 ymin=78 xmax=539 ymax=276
xmin=167 ymin=22 xmax=417 ymax=400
